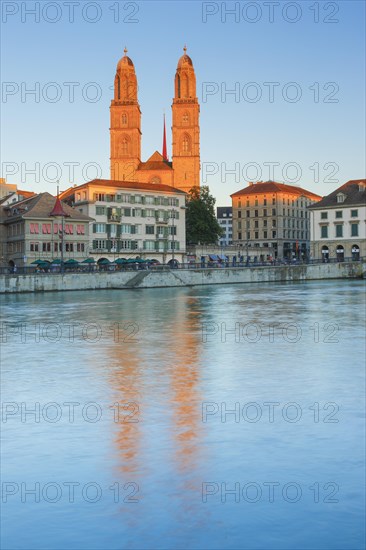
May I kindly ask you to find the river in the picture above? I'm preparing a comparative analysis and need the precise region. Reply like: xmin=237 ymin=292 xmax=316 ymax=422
xmin=1 ymin=280 xmax=365 ymax=549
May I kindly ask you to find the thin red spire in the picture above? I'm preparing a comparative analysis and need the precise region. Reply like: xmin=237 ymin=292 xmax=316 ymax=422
xmin=50 ymin=190 xmax=69 ymax=217
xmin=162 ymin=114 xmax=168 ymax=161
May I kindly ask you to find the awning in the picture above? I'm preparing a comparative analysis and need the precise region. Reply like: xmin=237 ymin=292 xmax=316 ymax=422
xmin=209 ymin=254 xmax=219 ymax=261
xmin=82 ymin=258 xmax=95 ymax=264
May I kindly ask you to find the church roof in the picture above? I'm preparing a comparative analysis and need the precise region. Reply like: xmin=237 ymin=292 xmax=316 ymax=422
xmin=231 ymin=181 xmax=321 ymax=201
xmin=116 ymin=48 xmax=135 ymax=71
xmin=139 ymin=151 xmax=173 ymax=170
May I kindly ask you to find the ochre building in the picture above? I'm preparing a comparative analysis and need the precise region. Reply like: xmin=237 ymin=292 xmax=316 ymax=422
xmin=110 ymin=47 xmax=200 ymax=193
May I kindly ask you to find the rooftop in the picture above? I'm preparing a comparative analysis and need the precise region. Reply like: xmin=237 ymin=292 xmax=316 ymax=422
xmin=61 ymin=179 xmax=186 ymax=199
xmin=308 ymin=179 xmax=366 ymax=209
xmin=231 ymin=181 xmax=322 ymax=201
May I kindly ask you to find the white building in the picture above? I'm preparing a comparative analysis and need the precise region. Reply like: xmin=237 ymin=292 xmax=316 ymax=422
xmin=217 ymin=207 xmax=233 ymax=246
xmin=61 ymin=179 xmax=186 ymax=263
xmin=309 ymin=179 xmax=366 ymax=261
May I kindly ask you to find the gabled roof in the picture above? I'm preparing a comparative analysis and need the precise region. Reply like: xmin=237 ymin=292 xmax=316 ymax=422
xmin=1 ymin=192 xmax=93 ymax=222
xmin=308 ymin=179 xmax=366 ymax=209
xmin=231 ymin=181 xmax=322 ymax=201
xmin=60 ymin=179 xmax=185 ymax=199
xmin=139 ymin=151 xmax=173 ymax=171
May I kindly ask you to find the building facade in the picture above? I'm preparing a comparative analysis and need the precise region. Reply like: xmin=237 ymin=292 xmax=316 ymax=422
xmin=309 ymin=179 xmax=366 ymax=261
xmin=61 ymin=179 xmax=186 ymax=263
xmin=231 ymin=181 xmax=322 ymax=260
xmin=217 ymin=207 xmax=233 ymax=246
xmin=110 ymin=47 xmax=200 ymax=193
xmin=0 ymin=193 xmax=93 ymax=267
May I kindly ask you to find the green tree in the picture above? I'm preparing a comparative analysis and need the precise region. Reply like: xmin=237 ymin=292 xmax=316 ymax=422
xmin=185 ymin=186 xmax=223 ymax=245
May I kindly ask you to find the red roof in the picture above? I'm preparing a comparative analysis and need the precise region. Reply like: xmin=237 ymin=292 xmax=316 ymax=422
xmin=231 ymin=181 xmax=322 ymax=201
xmin=17 ymin=190 xmax=36 ymax=198
xmin=50 ymin=196 xmax=69 ymax=217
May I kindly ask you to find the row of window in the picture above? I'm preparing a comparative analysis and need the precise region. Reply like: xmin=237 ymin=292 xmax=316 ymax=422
xmin=93 ymin=194 xmax=180 ymax=206
xmin=320 ymin=209 xmax=359 ymax=219
xmin=93 ymin=223 xmax=179 ymax=236
xmin=95 ymin=206 xmax=179 ymax=219
xmin=238 ymin=219 xmax=308 ymax=230
xmin=237 ymin=209 xmax=308 ymax=219
xmin=29 ymin=223 xmax=85 ymax=235
xmin=91 ymin=240 xmax=180 ymax=252
xmin=238 ymin=230 xmax=308 ymax=240
xmin=7 ymin=222 xmax=24 ymax=237
xmin=237 ymin=197 xmax=310 ymax=208
xmin=29 ymin=242 xmax=85 ymax=252
xmin=321 ymin=223 xmax=359 ymax=238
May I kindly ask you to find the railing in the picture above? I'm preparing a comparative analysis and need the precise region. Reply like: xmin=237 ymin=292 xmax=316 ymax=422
xmin=0 ymin=257 xmax=364 ymax=276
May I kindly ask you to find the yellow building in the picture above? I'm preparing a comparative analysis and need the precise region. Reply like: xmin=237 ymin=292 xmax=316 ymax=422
xmin=110 ymin=47 xmax=200 ymax=193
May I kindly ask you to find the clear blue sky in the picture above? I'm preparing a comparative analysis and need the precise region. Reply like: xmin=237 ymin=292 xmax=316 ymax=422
xmin=1 ymin=0 xmax=365 ymax=205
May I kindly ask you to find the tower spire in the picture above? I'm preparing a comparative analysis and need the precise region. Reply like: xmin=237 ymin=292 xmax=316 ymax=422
xmin=162 ymin=114 xmax=168 ymax=161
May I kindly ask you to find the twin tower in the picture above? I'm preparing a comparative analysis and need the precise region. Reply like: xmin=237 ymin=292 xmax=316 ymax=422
xmin=110 ymin=47 xmax=200 ymax=193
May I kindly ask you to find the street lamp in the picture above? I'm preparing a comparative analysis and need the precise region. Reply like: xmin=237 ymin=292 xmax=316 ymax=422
xmin=172 ymin=208 xmax=175 ymax=262
xmin=50 ymin=185 xmax=70 ymax=273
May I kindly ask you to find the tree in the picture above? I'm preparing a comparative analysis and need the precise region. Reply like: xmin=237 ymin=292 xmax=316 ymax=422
xmin=185 ymin=186 xmax=223 ymax=245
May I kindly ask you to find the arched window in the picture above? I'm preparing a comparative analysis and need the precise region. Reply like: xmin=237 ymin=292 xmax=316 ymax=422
xmin=181 ymin=134 xmax=191 ymax=153
xmin=336 ymin=245 xmax=344 ymax=262
xmin=117 ymin=76 xmax=120 ymax=100
xmin=182 ymin=74 xmax=189 ymax=97
xmin=150 ymin=176 xmax=161 ymax=184
xmin=120 ymin=136 xmax=130 ymax=155
xmin=121 ymin=113 xmax=128 ymax=125
xmin=177 ymin=75 xmax=181 ymax=98
xmin=321 ymin=245 xmax=329 ymax=263
xmin=122 ymin=76 xmax=128 ymax=98
xmin=182 ymin=112 xmax=189 ymax=124
xmin=352 ymin=244 xmax=360 ymax=261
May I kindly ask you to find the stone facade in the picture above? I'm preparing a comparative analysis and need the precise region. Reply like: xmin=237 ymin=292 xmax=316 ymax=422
xmin=231 ymin=181 xmax=322 ymax=260
xmin=110 ymin=47 xmax=200 ymax=194
xmin=0 ymin=193 xmax=93 ymax=267
xmin=61 ymin=179 xmax=186 ymax=263
xmin=309 ymin=179 xmax=366 ymax=261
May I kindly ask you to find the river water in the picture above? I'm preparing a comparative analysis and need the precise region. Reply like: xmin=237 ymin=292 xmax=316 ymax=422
xmin=1 ymin=280 xmax=365 ymax=549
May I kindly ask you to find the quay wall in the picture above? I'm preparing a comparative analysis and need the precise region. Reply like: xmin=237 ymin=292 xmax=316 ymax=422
xmin=0 ymin=262 xmax=365 ymax=294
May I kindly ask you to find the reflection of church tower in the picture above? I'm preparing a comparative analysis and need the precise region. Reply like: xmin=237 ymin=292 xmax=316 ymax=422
xmin=172 ymin=47 xmax=200 ymax=193
xmin=110 ymin=48 xmax=141 ymax=181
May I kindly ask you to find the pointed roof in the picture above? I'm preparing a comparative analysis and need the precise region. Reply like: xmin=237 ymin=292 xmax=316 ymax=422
xmin=139 ymin=151 xmax=173 ymax=170
xmin=50 ymin=196 xmax=69 ymax=217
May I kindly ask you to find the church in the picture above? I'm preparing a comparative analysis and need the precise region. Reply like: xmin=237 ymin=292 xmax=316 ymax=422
xmin=110 ymin=47 xmax=200 ymax=193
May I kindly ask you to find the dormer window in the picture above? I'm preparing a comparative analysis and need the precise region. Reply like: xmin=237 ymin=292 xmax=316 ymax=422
xmin=336 ymin=193 xmax=345 ymax=203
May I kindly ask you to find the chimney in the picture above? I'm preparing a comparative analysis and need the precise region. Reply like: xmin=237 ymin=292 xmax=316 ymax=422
xmin=249 ymin=182 xmax=254 ymax=186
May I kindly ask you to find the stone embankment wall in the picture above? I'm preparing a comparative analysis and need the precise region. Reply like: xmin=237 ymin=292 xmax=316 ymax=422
xmin=0 ymin=262 xmax=365 ymax=294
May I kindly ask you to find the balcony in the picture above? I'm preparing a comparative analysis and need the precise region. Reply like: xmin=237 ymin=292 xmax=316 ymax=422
xmin=108 ymin=214 xmax=121 ymax=223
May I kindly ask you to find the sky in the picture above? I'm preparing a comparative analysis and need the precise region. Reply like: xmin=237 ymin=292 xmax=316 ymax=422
xmin=1 ymin=0 xmax=365 ymax=205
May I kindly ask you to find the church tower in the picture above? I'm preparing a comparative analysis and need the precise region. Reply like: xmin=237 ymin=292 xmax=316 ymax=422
xmin=110 ymin=48 xmax=141 ymax=181
xmin=172 ymin=47 xmax=200 ymax=193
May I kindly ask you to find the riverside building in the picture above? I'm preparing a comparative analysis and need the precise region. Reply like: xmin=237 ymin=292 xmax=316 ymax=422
xmin=308 ymin=179 xmax=366 ymax=262
xmin=231 ymin=181 xmax=322 ymax=260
